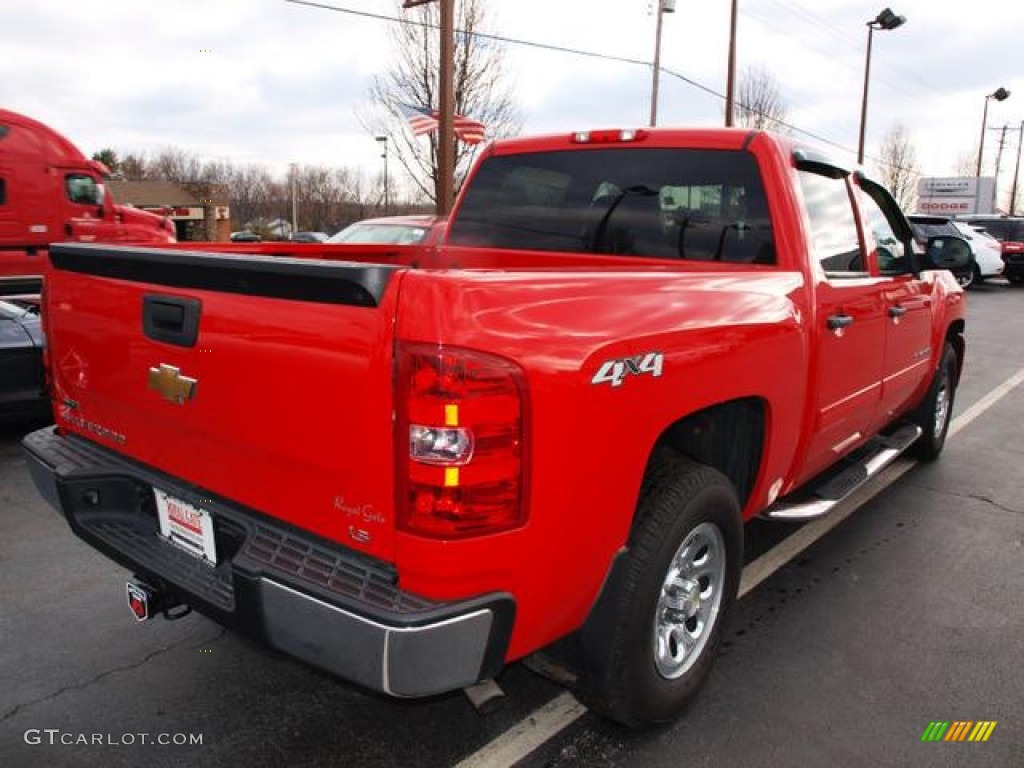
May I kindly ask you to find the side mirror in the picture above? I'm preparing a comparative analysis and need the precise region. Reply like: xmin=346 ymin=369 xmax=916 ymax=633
xmin=924 ymin=236 xmax=972 ymax=271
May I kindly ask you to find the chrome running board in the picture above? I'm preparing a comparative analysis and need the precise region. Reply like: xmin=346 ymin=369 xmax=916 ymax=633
xmin=763 ymin=424 xmax=922 ymax=521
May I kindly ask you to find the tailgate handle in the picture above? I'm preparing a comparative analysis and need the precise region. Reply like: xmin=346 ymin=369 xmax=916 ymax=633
xmin=143 ymin=295 xmax=201 ymax=347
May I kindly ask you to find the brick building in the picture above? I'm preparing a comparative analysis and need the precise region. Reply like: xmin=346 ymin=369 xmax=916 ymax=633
xmin=107 ymin=181 xmax=231 ymax=241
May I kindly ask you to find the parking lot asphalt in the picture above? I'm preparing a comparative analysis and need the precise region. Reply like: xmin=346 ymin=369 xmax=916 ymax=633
xmin=1 ymin=281 xmax=1022 ymax=768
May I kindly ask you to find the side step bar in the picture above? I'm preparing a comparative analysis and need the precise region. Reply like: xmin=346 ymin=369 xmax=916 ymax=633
xmin=763 ymin=424 xmax=922 ymax=521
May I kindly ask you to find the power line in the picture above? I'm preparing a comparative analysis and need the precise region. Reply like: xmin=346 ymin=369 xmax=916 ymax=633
xmin=284 ymin=0 xmax=904 ymax=170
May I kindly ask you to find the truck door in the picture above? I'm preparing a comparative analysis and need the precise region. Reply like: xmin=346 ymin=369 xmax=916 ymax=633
xmin=854 ymin=178 xmax=934 ymax=431
xmin=794 ymin=166 xmax=888 ymax=485
xmin=61 ymin=172 xmax=105 ymax=242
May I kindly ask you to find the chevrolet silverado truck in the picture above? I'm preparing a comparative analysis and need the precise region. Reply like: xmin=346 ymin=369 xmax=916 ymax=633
xmin=23 ymin=128 xmax=971 ymax=727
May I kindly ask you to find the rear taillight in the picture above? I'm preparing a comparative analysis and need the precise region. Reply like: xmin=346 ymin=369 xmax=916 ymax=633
xmin=395 ymin=342 xmax=528 ymax=539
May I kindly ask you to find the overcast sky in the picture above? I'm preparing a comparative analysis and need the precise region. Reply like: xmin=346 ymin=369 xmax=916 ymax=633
xmin=4 ymin=0 xmax=1022 ymax=203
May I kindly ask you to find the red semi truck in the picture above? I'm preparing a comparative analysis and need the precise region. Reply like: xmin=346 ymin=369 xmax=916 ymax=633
xmin=23 ymin=128 xmax=971 ymax=727
xmin=0 ymin=109 xmax=176 ymax=292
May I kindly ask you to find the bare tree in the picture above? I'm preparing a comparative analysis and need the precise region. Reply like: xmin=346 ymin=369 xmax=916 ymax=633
xmin=735 ymin=65 xmax=789 ymax=132
xmin=875 ymin=123 xmax=919 ymax=211
xmin=149 ymin=147 xmax=204 ymax=183
xmin=367 ymin=0 xmax=521 ymax=204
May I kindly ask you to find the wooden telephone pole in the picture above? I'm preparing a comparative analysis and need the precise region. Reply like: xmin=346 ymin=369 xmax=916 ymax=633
xmin=403 ymin=0 xmax=455 ymax=215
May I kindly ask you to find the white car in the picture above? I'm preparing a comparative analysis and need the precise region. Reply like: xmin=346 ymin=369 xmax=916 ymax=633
xmin=952 ymin=221 xmax=1004 ymax=286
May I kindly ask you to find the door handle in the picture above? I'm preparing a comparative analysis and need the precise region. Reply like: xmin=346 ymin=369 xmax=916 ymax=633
xmin=827 ymin=313 xmax=854 ymax=330
xmin=888 ymin=305 xmax=908 ymax=318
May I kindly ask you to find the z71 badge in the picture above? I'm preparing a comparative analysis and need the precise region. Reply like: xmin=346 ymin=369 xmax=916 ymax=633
xmin=591 ymin=352 xmax=664 ymax=388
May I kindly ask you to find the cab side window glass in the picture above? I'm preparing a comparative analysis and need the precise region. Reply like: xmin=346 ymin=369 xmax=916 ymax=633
xmin=66 ymin=174 xmax=101 ymax=205
xmin=858 ymin=188 xmax=907 ymax=274
xmin=798 ymin=171 xmax=864 ymax=274
xmin=0 ymin=178 xmax=6 ymax=205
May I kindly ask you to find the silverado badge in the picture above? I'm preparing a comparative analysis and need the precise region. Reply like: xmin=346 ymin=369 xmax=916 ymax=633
xmin=148 ymin=363 xmax=198 ymax=405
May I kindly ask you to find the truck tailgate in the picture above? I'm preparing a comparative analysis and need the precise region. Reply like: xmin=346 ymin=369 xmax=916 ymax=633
xmin=45 ymin=244 xmax=403 ymax=562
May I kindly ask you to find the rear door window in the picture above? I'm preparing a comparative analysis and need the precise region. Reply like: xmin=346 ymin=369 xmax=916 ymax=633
xmin=449 ymin=147 xmax=775 ymax=264
xmin=797 ymin=171 xmax=864 ymax=274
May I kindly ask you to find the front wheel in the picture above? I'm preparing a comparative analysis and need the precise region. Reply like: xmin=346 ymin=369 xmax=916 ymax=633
xmin=1008 ymin=273 xmax=1024 ymax=285
xmin=911 ymin=342 xmax=957 ymax=460
xmin=577 ymin=450 xmax=742 ymax=728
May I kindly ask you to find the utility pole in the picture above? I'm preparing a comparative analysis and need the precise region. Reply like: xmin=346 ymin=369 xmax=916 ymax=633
xmin=403 ymin=0 xmax=455 ymax=215
xmin=1011 ymin=121 xmax=1023 ymax=216
xmin=993 ymin=124 xmax=1009 ymax=209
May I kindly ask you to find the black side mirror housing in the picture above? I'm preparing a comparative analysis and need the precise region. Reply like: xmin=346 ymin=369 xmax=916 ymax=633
xmin=924 ymin=235 xmax=972 ymax=271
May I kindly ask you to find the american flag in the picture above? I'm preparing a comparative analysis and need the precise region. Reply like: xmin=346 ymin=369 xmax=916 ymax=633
xmin=398 ymin=103 xmax=486 ymax=145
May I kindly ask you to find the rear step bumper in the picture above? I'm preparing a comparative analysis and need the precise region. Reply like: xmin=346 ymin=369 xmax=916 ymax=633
xmin=22 ymin=426 xmax=514 ymax=698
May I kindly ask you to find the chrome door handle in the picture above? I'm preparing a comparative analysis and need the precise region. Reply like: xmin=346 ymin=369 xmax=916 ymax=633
xmin=888 ymin=305 xmax=908 ymax=318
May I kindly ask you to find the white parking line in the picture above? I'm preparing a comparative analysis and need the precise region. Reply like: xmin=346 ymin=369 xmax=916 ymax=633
xmin=454 ymin=691 xmax=587 ymax=768
xmin=456 ymin=366 xmax=1024 ymax=768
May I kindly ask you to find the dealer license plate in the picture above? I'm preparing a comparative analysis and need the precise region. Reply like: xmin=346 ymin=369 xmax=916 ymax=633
xmin=154 ymin=489 xmax=217 ymax=565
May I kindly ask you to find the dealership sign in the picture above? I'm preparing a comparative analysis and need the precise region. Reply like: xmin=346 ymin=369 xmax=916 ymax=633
xmin=916 ymin=177 xmax=996 ymax=216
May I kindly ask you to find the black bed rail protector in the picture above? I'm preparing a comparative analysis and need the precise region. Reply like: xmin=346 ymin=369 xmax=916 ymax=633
xmin=48 ymin=243 xmax=399 ymax=307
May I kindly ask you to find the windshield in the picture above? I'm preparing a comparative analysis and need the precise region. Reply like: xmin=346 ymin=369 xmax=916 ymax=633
xmin=327 ymin=223 xmax=428 ymax=244
xmin=448 ymin=147 xmax=775 ymax=263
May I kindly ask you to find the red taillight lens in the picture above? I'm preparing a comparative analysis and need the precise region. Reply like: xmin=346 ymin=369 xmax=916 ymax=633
xmin=395 ymin=342 xmax=528 ymax=539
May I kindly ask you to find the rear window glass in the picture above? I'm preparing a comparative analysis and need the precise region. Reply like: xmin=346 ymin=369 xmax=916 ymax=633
xmin=966 ymin=218 xmax=1024 ymax=242
xmin=910 ymin=220 xmax=959 ymax=239
xmin=449 ymin=147 xmax=775 ymax=264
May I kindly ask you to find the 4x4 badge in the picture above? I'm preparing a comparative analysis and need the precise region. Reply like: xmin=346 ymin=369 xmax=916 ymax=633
xmin=591 ymin=352 xmax=664 ymax=388
xmin=148 ymin=363 xmax=198 ymax=405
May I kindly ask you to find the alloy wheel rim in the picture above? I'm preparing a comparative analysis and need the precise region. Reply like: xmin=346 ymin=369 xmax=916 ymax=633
xmin=653 ymin=522 xmax=726 ymax=679
xmin=934 ymin=366 xmax=951 ymax=440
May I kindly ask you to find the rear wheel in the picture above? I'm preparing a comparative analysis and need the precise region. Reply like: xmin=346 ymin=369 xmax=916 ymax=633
xmin=577 ymin=450 xmax=742 ymax=728
xmin=955 ymin=266 xmax=977 ymax=290
xmin=910 ymin=342 xmax=957 ymax=460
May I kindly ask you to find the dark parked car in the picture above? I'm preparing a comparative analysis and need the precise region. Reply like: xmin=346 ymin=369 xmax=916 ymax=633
xmin=0 ymin=297 xmax=48 ymax=422
xmin=229 ymin=230 xmax=262 ymax=243
xmin=290 ymin=231 xmax=329 ymax=243
xmin=961 ymin=215 xmax=1024 ymax=285
xmin=908 ymin=215 xmax=977 ymax=288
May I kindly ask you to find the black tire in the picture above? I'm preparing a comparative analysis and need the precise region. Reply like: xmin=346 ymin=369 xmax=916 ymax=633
xmin=955 ymin=267 xmax=976 ymax=290
xmin=577 ymin=449 xmax=742 ymax=728
xmin=1008 ymin=273 xmax=1024 ymax=285
xmin=910 ymin=342 xmax=957 ymax=460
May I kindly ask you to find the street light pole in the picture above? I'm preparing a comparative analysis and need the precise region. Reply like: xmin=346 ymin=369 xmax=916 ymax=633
xmin=289 ymin=162 xmax=298 ymax=237
xmin=376 ymin=135 xmax=389 ymax=214
xmin=857 ymin=7 xmax=905 ymax=166
xmin=649 ymin=0 xmax=675 ymax=126
xmin=975 ymin=87 xmax=1011 ymax=178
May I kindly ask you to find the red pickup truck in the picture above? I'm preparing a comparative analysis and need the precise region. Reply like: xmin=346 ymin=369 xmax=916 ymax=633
xmin=23 ymin=128 xmax=970 ymax=727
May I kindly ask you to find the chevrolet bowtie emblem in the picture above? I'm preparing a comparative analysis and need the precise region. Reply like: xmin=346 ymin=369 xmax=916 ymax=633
xmin=147 ymin=364 xmax=198 ymax=405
